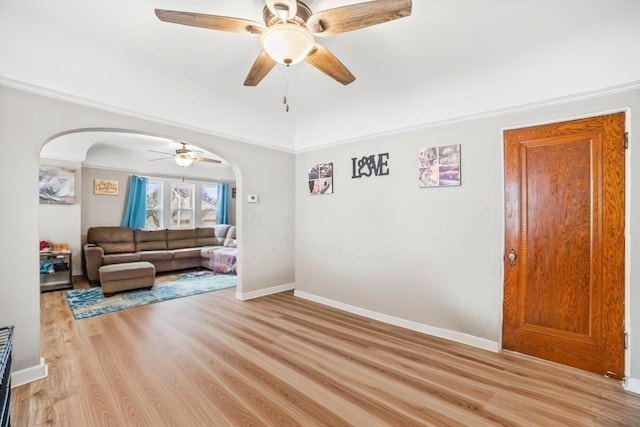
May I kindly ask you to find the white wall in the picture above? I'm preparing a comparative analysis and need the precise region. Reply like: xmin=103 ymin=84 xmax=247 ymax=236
xmin=295 ymin=87 xmax=640 ymax=385
xmin=0 ymin=84 xmax=295 ymax=373
xmin=81 ymin=167 xmax=131 ymax=232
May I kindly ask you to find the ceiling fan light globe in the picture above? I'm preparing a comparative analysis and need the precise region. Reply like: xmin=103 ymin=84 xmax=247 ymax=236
xmin=260 ymin=23 xmax=314 ymax=66
xmin=175 ymin=155 xmax=194 ymax=167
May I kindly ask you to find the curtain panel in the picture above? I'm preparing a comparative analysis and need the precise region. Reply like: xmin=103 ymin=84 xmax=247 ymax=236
xmin=121 ymin=175 xmax=148 ymax=229
xmin=217 ymin=183 xmax=230 ymax=225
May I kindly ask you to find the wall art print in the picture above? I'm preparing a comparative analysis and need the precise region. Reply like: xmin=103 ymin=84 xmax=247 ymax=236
xmin=308 ymin=163 xmax=333 ymax=195
xmin=351 ymin=153 xmax=390 ymax=178
xmin=418 ymin=144 xmax=461 ymax=188
xmin=39 ymin=166 xmax=76 ymax=204
xmin=94 ymin=179 xmax=119 ymax=195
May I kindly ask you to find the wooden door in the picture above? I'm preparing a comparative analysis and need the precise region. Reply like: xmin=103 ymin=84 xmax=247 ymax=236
xmin=503 ymin=113 xmax=626 ymax=379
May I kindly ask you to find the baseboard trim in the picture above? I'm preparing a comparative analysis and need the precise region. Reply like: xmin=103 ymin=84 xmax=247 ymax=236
xmin=236 ymin=283 xmax=295 ymax=301
xmin=624 ymin=377 xmax=640 ymax=395
xmin=11 ymin=357 xmax=48 ymax=388
xmin=294 ymin=290 xmax=500 ymax=353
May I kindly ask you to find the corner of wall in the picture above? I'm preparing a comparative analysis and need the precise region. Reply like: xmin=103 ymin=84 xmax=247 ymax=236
xmin=11 ymin=357 xmax=48 ymax=388
xmin=236 ymin=283 xmax=295 ymax=301
xmin=624 ymin=377 xmax=640 ymax=395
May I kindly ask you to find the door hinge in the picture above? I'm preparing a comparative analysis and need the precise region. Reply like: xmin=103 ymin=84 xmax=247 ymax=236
xmin=625 ymin=332 xmax=628 ymax=349
xmin=604 ymin=370 xmax=619 ymax=379
xmin=624 ymin=132 xmax=629 ymax=149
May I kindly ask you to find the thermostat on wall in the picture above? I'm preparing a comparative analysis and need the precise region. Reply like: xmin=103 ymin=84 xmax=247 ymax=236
xmin=247 ymin=194 xmax=259 ymax=203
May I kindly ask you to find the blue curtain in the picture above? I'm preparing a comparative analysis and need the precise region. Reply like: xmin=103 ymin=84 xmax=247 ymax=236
xmin=217 ymin=183 xmax=230 ymax=225
xmin=121 ymin=175 xmax=148 ymax=229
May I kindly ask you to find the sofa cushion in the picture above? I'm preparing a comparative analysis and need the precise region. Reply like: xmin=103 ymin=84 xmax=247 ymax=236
xmin=196 ymin=227 xmax=217 ymax=247
xmin=139 ymin=251 xmax=173 ymax=262
xmin=87 ymin=227 xmax=136 ymax=254
xmin=223 ymin=226 xmax=237 ymax=248
xmin=135 ymin=229 xmax=168 ymax=251
xmin=102 ymin=253 xmax=142 ymax=265
xmin=200 ymin=246 xmax=218 ymax=259
xmin=167 ymin=229 xmax=197 ymax=249
xmin=171 ymin=248 xmax=203 ymax=260
xmin=213 ymin=224 xmax=232 ymax=245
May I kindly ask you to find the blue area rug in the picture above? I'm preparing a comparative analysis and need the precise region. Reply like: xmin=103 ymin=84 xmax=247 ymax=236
xmin=65 ymin=270 xmax=236 ymax=320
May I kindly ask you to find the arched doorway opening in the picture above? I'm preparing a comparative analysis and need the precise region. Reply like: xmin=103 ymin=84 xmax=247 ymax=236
xmin=39 ymin=128 xmax=243 ymax=296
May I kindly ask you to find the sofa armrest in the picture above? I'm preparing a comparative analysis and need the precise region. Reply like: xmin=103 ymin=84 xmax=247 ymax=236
xmin=84 ymin=244 xmax=104 ymax=282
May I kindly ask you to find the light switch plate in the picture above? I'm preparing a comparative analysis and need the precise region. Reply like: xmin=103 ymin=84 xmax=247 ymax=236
xmin=247 ymin=194 xmax=259 ymax=203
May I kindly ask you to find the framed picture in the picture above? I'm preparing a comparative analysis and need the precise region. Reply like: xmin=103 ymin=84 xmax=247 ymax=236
xmin=94 ymin=179 xmax=119 ymax=195
xmin=418 ymin=144 xmax=461 ymax=188
xmin=308 ymin=163 xmax=333 ymax=195
xmin=39 ymin=166 xmax=75 ymax=204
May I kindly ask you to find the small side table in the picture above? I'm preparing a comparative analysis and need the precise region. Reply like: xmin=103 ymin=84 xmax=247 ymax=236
xmin=40 ymin=250 xmax=72 ymax=292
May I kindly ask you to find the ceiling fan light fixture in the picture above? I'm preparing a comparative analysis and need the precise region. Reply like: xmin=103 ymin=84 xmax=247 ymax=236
xmin=174 ymin=154 xmax=194 ymax=167
xmin=265 ymin=0 xmax=298 ymax=22
xmin=260 ymin=23 xmax=314 ymax=65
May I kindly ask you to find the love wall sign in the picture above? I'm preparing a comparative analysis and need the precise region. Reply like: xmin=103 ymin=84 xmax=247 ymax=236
xmin=351 ymin=153 xmax=390 ymax=179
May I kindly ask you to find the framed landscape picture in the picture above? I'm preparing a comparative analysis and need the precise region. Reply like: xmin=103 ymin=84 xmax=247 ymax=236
xmin=418 ymin=144 xmax=461 ymax=188
xmin=308 ymin=163 xmax=333 ymax=195
xmin=39 ymin=166 xmax=76 ymax=204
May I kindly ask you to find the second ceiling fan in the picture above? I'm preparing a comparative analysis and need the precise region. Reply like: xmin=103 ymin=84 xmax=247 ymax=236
xmin=155 ymin=0 xmax=412 ymax=86
xmin=149 ymin=143 xmax=221 ymax=167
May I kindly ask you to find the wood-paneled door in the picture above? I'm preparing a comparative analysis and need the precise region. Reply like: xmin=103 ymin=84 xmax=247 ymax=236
xmin=503 ymin=112 xmax=626 ymax=379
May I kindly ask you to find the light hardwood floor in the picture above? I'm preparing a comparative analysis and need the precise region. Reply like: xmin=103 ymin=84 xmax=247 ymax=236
xmin=12 ymin=275 xmax=640 ymax=426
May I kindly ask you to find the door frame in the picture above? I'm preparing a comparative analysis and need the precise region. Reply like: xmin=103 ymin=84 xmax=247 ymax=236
xmin=500 ymin=108 xmax=631 ymax=379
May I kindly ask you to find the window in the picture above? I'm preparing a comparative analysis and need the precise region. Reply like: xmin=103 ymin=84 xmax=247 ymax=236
xmin=201 ymin=184 xmax=219 ymax=226
xmin=170 ymin=183 xmax=194 ymax=228
xmin=145 ymin=180 xmax=163 ymax=229
xmin=143 ymin=178 xmax=228 ymax=229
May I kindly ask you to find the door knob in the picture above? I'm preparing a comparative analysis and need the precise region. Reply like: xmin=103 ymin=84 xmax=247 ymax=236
xmin=508 ymin=249 xmax=517 ymax=266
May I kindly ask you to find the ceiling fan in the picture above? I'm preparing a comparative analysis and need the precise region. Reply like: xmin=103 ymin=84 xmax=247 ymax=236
xmin=148 ymin=143 xmax=221 ymax=167
xmin=154 ymin=0 xmax=412 ymax=86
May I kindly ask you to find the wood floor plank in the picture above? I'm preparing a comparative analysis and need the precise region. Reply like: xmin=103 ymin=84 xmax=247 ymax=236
xmin=11 ymin=274 xmax=640 ymax=426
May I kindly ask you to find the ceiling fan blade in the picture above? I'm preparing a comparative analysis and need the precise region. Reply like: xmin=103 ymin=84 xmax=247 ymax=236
xmin=244 ymin=50 xmax=277 ymax=86
xmin=194 ymin=157 xmax=222 ymax=164
xmin=149 ymin=157 xmax=172 ymax=162
xmin=155 ymin=9 xmax=265 ymax=34
xmin=305 ymin=43 xmax=355 ymax=85
xmin=148 ymin=149 xmax=175 ymax=156
xmin=307 ymin=0 xmax=412 ymax=37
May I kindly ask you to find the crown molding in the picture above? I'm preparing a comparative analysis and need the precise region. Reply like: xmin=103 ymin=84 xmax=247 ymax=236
xmin=296 ymin=80 xmax=640 ymax=153
xmin=0 ymin=76 xmax=295 ymax=154
xmin=4 ymin=76 xmax=639 ymax=155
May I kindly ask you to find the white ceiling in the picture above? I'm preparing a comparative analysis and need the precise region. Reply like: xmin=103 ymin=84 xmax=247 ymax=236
xmin=1 ymin=0 xmax=639 ymax=152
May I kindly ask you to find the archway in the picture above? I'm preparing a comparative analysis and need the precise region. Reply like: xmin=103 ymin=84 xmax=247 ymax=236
xmin=39 ymin=128 xmax=243 ymax=295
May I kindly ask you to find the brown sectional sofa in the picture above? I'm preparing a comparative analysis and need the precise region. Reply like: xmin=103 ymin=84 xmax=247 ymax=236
xmin=84 ymin=225 xmax=236 ymax=282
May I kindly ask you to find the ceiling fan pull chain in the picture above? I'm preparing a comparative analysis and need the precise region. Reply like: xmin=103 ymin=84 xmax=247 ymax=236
xmin=283 ymin=74 xmax=290 ymax=112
